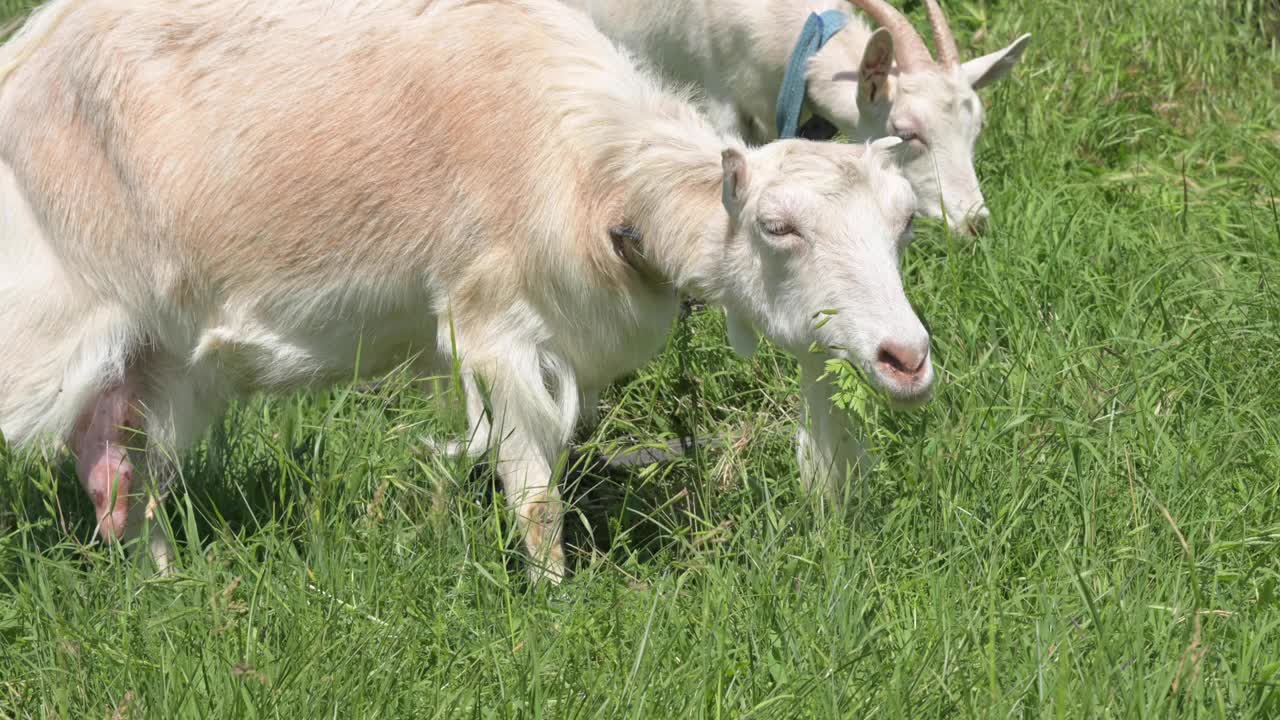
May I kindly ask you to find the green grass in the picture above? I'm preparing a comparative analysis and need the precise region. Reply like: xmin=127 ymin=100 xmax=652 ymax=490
xmin=2 ymin=0 xmax=1279 ymax=717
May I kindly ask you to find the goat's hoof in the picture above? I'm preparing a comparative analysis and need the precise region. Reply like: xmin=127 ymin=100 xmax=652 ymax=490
xmin=527 ymin=553 xmax=567 ymax=585
xmin=418 ymin=434 xmax=468 ymax=460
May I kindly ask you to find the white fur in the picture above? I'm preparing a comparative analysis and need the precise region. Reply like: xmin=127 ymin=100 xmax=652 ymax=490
xmin=0 ymin=0 xmax=932 ymax=579
xmin=0 ymin=161 xmax=133 ymax=450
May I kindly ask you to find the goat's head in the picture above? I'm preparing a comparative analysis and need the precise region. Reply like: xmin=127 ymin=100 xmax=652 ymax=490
xmin=805 ymin=0 xmax=1030 ymax=235
xmin=718 ymin=137 xmax=932 ymax=407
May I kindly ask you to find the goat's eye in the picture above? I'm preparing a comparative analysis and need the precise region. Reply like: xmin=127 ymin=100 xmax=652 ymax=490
xmin=761 ymin=219 xmax=797 ymax=237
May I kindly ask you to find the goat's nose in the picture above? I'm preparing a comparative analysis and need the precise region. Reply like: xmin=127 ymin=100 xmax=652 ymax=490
xmin=877 ymin=339 xmax=929 ymax=380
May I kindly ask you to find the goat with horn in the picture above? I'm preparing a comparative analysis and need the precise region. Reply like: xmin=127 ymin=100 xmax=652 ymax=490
xmin=565 ymin=0 xmax=1031 ymax=235
xmin=0 ymin=0 xmax=932 ymax=581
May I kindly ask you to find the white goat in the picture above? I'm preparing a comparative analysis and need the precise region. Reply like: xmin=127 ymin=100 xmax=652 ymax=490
xmin=0 ymin=0 xmax=930 ymax=581
xmin=566 ymin=0 xmax=1030 ymax=235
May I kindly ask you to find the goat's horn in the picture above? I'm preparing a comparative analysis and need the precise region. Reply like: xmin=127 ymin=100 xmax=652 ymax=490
xmin=848 ymin=0 xmax=933 ymax=71
xmin=922 ymin=0 xmax=960 ymax=68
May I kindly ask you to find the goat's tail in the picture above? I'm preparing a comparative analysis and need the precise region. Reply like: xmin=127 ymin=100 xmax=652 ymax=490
xmin=0 ymin=0 xmax=80 ymax=87
xmin=0 ymin=162 xmax=138 ymax=450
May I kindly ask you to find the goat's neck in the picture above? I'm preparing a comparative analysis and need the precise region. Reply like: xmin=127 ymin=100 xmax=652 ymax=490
xmin=619 ymin=144 xmax=728 ymax=302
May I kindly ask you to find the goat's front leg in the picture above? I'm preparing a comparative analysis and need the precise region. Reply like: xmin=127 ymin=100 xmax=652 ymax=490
xmin=795 ymin=358 xmax=873 ymax=509
xmin=578 ymin=386 xmax=602 ymax=431
xmin=494 ymin=425 xmax=566 ymax=582
xmin=478 ymin=354 xmax=573 ymax=583
xmin=421 ymin=370 xmax=492 ymax=460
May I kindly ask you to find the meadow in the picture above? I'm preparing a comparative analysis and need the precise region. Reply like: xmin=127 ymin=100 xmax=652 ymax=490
xmin=1 ymin=0 xmax=1278 ymax=717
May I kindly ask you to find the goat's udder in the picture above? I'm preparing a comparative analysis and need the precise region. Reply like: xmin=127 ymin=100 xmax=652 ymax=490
xmin=72 ymin=382 xmax=140 ymax=543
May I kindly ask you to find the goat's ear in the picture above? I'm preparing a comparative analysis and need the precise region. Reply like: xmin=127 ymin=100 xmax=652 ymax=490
xmin=859 ymin=28 xmax=894 ymax=103
xmin=721 ymin=148 xmax=749 ymax=211
xmin=962 ymin=34 xmax=1030 ymax=90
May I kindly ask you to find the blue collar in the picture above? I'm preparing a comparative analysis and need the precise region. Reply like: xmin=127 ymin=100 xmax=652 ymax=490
xmin=775 ymin=10 xmax=849 ymax=139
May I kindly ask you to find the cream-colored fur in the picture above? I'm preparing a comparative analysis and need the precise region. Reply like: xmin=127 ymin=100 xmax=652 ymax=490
xmin=0 ymin=0 xmax=930 ymax=580
xmin=566 ymin=0 xmax=1030 ymax=233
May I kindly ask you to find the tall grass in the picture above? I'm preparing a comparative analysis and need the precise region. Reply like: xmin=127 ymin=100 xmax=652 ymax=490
xmin=1 ymin=0 xmax=1278 ymax=717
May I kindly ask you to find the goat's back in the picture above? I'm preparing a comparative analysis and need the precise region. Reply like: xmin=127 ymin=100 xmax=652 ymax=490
xmin=0 ymin=0 xmax=651 ymax=311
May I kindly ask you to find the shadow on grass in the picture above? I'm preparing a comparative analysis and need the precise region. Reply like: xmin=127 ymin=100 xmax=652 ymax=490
xmin=0 ymin=430 xmax=712 ymax=586
xmin=460 ymin=440 xmax=707 ymax=580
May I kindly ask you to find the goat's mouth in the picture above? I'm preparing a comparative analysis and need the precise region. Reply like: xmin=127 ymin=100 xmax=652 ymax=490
xmin=878 ymin=377 xmax=934 ymax=409
xmin=928 ymin=204 xmax=989 ymax=237
xmin=914 ymin=197 xmax=989 ymax=237
xmin=869 ymin=361 xmax=933 ymax=409
xmin=834 ymin=351 xmax=935 ymax=411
